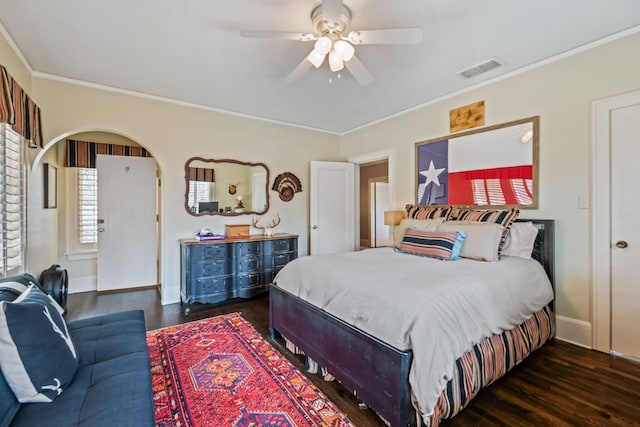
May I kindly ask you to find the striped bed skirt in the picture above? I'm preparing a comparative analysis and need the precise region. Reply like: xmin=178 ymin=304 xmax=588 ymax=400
xmin=284 ymin=305 xmax=555 ymax=427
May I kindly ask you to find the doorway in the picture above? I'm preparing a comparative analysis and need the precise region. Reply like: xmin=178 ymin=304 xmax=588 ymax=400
xmin=359 ymin=161 xmax=389 ymax=248
xmin=593 ymin=90 xmax=640 ymax=360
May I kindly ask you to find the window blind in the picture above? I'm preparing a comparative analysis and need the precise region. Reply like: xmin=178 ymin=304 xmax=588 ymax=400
xmin=78 ymin=168 xmax=98 ymax=244
xmin=0 ymin=124 xmax=26 ymax=277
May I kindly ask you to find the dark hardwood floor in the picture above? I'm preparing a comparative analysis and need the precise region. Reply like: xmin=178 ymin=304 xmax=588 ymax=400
xmin=66 ymin=287 xmax=640 ymax=427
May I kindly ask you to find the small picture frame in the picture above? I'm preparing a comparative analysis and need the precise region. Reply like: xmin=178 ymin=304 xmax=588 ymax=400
xmin=44 ymin=163 xmax=57 ymax=209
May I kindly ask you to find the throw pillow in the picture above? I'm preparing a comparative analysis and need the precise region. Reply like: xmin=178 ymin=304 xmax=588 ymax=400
xmin=0 ymin=285 xmax=78 ymax=403
xmin=396 ymin=228 xmax=465 ymax=260
xmin=502 ymin=221 xmax=539 ymax=259
xmin=437 ymin=221 xmax=503 ymax=261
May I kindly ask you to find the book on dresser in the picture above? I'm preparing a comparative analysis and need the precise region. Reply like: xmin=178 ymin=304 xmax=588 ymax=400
xmin=179 ymin=233 xmax=298 ymax=314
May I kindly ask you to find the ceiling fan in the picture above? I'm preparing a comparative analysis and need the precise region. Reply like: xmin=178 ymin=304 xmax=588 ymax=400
xmin=240 ymin=0 xmax=423 ymax=85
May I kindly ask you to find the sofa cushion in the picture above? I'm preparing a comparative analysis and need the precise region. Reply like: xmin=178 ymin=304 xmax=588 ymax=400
xmin=0 ymin=285 xmax=79 ymax=403
xmin=0 ymin=275 xmax=40 ymax=427
xmin=9 ymin=309 xmax=154 ymax=427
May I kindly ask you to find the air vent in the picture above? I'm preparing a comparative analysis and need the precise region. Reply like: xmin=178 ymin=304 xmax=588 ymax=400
xmin=458 ymin=58 xmax=502 ymax=79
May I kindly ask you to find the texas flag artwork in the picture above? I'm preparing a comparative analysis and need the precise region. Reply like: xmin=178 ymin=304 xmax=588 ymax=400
xmin=416 ymin=121 xmax=535 ymax=206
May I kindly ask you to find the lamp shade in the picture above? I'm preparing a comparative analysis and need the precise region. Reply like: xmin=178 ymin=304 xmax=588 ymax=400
xmin=307 ymin=50 xmax=326 ymax=68
xmin=384 ymin=210 xmax=404 ymax=226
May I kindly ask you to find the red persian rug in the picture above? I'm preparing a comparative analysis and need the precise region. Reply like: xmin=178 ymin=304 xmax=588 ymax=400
xmin=147 ymin=312 xmax=354 ymax=427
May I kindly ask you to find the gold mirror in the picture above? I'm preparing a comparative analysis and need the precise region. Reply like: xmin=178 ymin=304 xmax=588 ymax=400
xmin=184 ymin=157 xmax=270 ymax=216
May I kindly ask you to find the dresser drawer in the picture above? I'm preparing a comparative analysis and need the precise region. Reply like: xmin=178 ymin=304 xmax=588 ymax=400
xmin=191 ymin=244 xmax=229 ymax=261
xmin=237 ymin=273 xmax=261 ymax=289
xmin=193 ymin=260 xmax=232 ymax=278
xmin=273 ymin=253 xmax=294 ymax=268
xmin=237 ymin=241 xmax=262 ymax=257
xmin=193 ymin=276 xmax=233 ymax=297
xmin=237 ymin=257 xmax=260 ymax=274
xmin=273 ymin=238 xmax=295 ymax=253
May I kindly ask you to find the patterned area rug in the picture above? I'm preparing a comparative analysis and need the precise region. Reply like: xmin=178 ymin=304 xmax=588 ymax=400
xmin=147 ymin=312 xmax=354 ymax=426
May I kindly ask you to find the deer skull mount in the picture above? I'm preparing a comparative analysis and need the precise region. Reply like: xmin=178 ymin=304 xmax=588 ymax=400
xmin=252 ymin=214 xmax=281 ymax=237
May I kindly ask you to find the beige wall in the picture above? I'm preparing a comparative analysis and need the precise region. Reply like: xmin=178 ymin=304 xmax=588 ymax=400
xmin=340 ymin=31 xmax=640 ymax=343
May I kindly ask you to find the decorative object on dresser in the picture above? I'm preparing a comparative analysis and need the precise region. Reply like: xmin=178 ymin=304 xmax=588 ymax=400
xmin=180 ymin=234 xmax=298 ymax=315
xmin=272 ymin=172 xmax=302 ymax=202
xmin=225 ymin=224 xmax=250 ymax=238
xmin=252 ymin=213 xmax=281 ymax=237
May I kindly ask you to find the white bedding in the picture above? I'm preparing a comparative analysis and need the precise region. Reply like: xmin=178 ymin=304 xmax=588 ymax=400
xmin=273 ymin=247 xmax=553 ymax=421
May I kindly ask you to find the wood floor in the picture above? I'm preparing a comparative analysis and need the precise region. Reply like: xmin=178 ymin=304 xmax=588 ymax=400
xmin=66 ymin=287 xmax=640 ymax=427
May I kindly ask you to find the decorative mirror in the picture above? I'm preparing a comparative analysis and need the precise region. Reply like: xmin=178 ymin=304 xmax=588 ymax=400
xmin=184 ymin=157 xmax=270 ymax=216
xmin=415 ymin=116 xmax=539 ymax=208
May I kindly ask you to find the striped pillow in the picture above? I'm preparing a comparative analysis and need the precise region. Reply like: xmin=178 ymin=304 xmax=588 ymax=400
xmin=407 ymin=206 xmax=453 ymax=220
xmin=454 ymin=208 xmax=519 ymax=250
xmin=396 ymin=228 xmax=465 ymax=261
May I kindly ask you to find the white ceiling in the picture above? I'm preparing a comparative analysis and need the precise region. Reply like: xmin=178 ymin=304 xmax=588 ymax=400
xmin=1 ymin=0 xmax=639 ymax=134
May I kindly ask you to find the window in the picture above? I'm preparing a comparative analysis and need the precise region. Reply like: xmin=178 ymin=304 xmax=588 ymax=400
xmin=78 ymin=168 xmax=98 ymax=244
xmin=0 ymin=124 xmax=26 ymax=278
xmin=187 ymin=181 xmax=214 ymax=213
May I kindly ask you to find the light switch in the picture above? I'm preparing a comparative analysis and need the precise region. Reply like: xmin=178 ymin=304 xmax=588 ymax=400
xmin=578 ymin=195 xmax=589 ymax=209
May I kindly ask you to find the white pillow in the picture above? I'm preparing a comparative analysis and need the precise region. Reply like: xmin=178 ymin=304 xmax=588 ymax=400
xmin=502 ymin=221 xmax=539 ymax=259
xmin=437 ymin=221 xmax=503 ymax=262
xmin=393 ymin=218 xmax=444 ymax=247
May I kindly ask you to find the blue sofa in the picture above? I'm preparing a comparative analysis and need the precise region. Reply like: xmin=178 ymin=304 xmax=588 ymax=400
xmin=0 ymin=276 xmax=154 ymax=427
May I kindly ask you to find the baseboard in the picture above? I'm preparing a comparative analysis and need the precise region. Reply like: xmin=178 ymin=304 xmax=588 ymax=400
xmin=68 ymin=275 xmax=96 ymax=294
xmin=555 ymin=315 xmax=592 ymax=348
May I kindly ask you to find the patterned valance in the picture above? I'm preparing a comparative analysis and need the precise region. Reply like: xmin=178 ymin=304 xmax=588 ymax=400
xmin=188 ymin=167 xmax=215 ymax=182
xmin=0 ymin=65 xmax=43 ymax=148
xmin=64 ymin=139 xmax=152 ymax=168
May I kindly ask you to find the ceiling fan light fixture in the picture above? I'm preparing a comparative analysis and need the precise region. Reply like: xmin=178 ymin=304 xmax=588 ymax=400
xmin=328 ymin=51 xmax=344 ymax=72
xmin=314 ymin=36 xmax=332 ymax=55
xmin=333 ymin=40 xmax=354 ymax=62
xmin=307 ymin=50 xmax=326 ymax=68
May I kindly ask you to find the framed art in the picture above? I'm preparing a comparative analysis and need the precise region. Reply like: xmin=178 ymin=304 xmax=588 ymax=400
xmin=44 ymin=163 xmax=57 ymax=208
xmin=415 ymin=116 xmax=539 ymax=209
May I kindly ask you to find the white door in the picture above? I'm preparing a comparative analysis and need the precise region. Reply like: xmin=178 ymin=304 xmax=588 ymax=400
xmin=310 ymin=161 xmax=355 ymax=255
xmin=371 ymin=182 xmax=390 ymax=247
xmin=252 ymin=171 xmax=267 ymax=212
xmin=97 ymin=155 xmax=158 ymax=291
xmin=611 ymin=102 xmax=640 ymax=360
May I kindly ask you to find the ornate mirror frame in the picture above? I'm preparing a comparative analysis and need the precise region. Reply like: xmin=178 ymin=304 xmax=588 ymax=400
xmin=184 ymin=157 xmax=270 ymax=216
xmin=414 ymin=116 xmax=539 ymax=209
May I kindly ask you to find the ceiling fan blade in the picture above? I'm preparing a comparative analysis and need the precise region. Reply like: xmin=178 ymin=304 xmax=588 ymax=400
xmin=285 ymin=56 xmax=313 ymax=83
xmin=240 ymin=29 xmax=316 ymax=42
xmin=345 ymin=55 xmax=373 ymax=86
xmin=321 ymin=0 xmax=344 ymax=31
xmin=346 ymin=28 xmax=423 ymax=45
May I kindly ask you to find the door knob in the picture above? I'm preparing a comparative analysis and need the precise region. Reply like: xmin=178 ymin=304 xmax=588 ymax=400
xmin=99 ymin=227 xmax=105 ymax=233
xmin=312 ymin=225 xmax=318 ymax=230
xmin=615 ymin=240 xmax=628 ymax=249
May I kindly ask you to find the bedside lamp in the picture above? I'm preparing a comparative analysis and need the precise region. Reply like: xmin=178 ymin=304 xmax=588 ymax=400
xmin=384 ymin=210 xmax=404 ymax=245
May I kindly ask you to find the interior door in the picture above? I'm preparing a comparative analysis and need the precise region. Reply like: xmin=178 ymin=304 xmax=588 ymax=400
xmin=310 ymin=161 xmax=355 ymax=255
xmin=97 ymin=155 xmax=158 ymax=291
xmin=611 ymin=102 xmax=640 ymax=360
xmin=371 ymin=181 xmax=390 ymax=247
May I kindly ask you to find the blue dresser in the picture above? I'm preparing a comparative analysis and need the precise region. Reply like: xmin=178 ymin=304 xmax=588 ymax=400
xmin=180 ymin=234 xmax=298 ymax=314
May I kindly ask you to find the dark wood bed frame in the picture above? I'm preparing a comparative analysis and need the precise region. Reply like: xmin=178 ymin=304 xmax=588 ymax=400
xmin=269 ymin=219 xmax=555 ymax=427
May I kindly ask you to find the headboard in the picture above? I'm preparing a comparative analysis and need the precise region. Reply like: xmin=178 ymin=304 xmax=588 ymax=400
xmin=519 ymin=219 xmax=555 ymax=310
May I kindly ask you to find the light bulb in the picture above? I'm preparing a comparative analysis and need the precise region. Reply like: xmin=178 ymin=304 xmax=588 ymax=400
xmin=307 ymin=50 xmax=326 ymax=68
xmin=333 ymin=40 xmax=355 ymax=62
xmin=329 ymin=51 xmax=344 ymax=72
xmin=314 ymin=36 xmax=332 ymax=55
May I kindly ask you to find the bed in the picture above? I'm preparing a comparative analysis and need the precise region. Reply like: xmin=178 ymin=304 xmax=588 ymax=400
xmin=269 ymin=215 xmax=555 ymax=427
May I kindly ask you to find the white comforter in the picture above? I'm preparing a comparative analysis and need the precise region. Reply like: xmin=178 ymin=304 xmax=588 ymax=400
xmin=273 ymin=247 xmax=553 ymax=421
